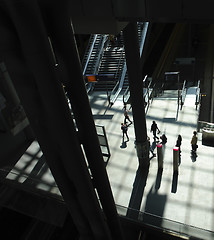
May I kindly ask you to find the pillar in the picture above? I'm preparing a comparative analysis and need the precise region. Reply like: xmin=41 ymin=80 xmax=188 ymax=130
xmin=4 ymin=1 xmax=113 ymax=239
xmin=44 ymin=2 xmax=124 ymax=239
xmin=123 ymin=22 xmax=149 ymax=168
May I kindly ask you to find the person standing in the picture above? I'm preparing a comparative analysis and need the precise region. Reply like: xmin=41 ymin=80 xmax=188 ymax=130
xmin=176 ymin=135 xmax=182 ymax=153
xmin=121 ymin=123 xmax=129 ymax=141
xmin=151 ymin=121 xmax=160 ymax=140
xmin=191 ymin=131 xmax=198 ymax=154
xmin=176 ymin=134 xmax=182 ymax=164
xmin=160 ymin=134 xmax=167 ymax=144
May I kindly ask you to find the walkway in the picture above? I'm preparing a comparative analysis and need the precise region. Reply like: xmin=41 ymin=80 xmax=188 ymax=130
xmin=89 ymin=90 xmax=214 ymax=239
xmin=2 ymin=89 xmax=214 ymax=239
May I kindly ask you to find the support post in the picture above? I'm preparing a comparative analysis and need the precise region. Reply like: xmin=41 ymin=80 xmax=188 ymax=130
xmin=157 ymin=143 xmax=163 ymax=169
xmin=39 ymin=2 xmax=124 ymax=240
xmin=3 ymin=1 xmax=114 ymax=239
xmin=173 ymin=147 xmax=179 ymax=173
xmin=123 ymin=22 xmax=149 ymax=168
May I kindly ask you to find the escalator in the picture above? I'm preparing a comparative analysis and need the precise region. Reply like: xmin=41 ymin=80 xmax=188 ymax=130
xmin=109 ymin=22 xmax=149 ymax=104
xmin=82 ymin=22 xmax=149 ymax=101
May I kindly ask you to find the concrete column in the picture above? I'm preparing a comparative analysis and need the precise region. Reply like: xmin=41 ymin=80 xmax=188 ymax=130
xmin=4 ymin=1 xmax=113 ymax=239
xmin=44 ymin=2 xmax=124 ymax=239
xmin=123 ymin=22 xmax=149 ymax=168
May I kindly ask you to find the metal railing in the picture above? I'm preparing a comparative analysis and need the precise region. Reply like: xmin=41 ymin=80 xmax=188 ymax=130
xmin=195 ymin=80 xmax=200 ymax=110
xmin=110 ymin=61 xmax=127 ymax=105
xmin=122 ymin=85 xmax=130 ymax=105
xmin=109 ymin=22 xmax=149 ymax=105
xmin=83 ymin=34 xmax=98 ymax=75
xmin=180 ymin=80 xmax=186 ymax=110
xmin=94 ymin=35 xmax=108 ymax=75
xmin=95 ymin=124 xmax=111 ymax=165
xmin=116 ymin=204 xmax=214 ymax=240
xmin=83 ymin=35 xmax=109 ymax=93
xmin=122 ymin=76 xmax=153 ymax=112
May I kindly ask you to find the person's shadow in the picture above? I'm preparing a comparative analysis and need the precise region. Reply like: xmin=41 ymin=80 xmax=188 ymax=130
xmin=191 ymin=153 xmax=197 ymax=162
xmin=120 ymin=140 xmax=128 ymax=148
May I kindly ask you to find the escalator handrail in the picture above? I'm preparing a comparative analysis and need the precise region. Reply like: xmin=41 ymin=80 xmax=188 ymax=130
xmin=195 ymin=80 xmax=201 ymax=107
xmin=110 ymin=22 xmax=149 ymax=105
xmin=180 ymin=80 xmax=187 ymax=106
xmin=83 ymin=34 xmax=98 ymax=75
xmin=93 ymin=35 xmax=108 ymax=74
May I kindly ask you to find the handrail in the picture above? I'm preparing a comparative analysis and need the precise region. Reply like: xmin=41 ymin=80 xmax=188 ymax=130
xmin=123 ymin=85 xmax=129 ymax=104
xmin=110 ymin=62 xmax=127 ymax=105
xmin=180 ymin=80 xmax=186 ymax=109
xmin=110 ymin=22 xmax=149 ymax=105
xmin=93 ymin=35 xmax=108 ymax=74
xmin=83 ymin=34 xmax=98 ymax=75
xmin=123 ymin=75 xmax=151 ymax=107
xmin=139 ymin=22 xmax=149 ymax=58
xmin=115 ymin=47 xmax=125 ymax=80
xmin=116 ymin=204 xmax=214 ymax=240
xmin=84 ymin=35 xmax=108 ymax=93
xmin=195 ymin=80 xmax=200 ymax=110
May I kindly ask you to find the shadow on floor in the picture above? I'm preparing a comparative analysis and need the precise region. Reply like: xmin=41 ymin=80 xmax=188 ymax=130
xmin=143 ymin=186 xmax=167 ymax=228
xmin=126 ymin=166 xmax=149 ymax=220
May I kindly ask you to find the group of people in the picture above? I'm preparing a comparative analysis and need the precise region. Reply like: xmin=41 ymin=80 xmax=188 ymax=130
xmin=120 ymin=101 xmax=199 ymax=155
xmin=121 ymin=116 xmax=198 ymax=157
xmin=149 ymin=121 xmax=198 ymax=157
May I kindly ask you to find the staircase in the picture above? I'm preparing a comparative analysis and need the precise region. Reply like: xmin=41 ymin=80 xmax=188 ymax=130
xmin=82 ymin=22 xmax=149 ymax=99
xmin=120 ymin=23 xmax=147 ymax=96
xmin=82 ymin=34 xmax=107 ymax=76
xmin=93 ymin=34 xmax=125 ymax=92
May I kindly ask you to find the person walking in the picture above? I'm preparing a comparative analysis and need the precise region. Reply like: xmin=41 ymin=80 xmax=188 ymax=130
xmin=148 ymin=137 xmax=156 ymax=158
xmin=121 ymin=123 xmax=129 ymax=141
xmin=123 ymin=104 xmax=132 ymax=125
xmin=151 ymin=121 xmax=160 ymax=140
xmin=191 ymin=131 xmax=198 ymax=155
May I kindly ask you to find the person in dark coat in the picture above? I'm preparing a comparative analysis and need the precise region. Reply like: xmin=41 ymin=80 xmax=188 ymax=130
xmin=151 ymin=121 xmax=160 ymax=140
xmin=176 ymin=134 xmax=182 ymax=155
xmin=160 ymin=134 xmax=167 ymax=144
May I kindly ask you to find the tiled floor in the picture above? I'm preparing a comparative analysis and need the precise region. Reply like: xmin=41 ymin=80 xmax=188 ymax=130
xmin=90 ymin=90 xmax=214 ymax=239
xmin=4 ymin=89 xmax=214 ymax=239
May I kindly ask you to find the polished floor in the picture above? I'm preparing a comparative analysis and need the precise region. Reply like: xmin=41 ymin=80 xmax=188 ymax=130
xmin=90 ymin=89 xmax=214 ymax=240
xmin=3 ymin=87 xmax=214 ymax=239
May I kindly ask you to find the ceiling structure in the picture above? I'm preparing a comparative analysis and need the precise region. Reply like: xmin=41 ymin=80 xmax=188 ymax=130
xmin=70 ymin=0 xmax=214 ymax=34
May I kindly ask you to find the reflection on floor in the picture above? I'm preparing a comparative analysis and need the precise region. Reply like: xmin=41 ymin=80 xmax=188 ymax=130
xmin=1 ymin=90 xmax=214 ymax=239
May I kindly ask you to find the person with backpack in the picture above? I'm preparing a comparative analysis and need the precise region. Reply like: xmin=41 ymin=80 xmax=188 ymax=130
xmin=121 ymin=123 xmax=129 ymax=141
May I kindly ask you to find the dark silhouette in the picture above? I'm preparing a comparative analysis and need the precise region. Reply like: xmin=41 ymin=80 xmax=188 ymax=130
xmin=176 ymin=134 xmax=182 ymax=155
xmin=160 ymin=134 xmax=167 ymax=144
xmin=121 ymin=123 xmax=129 ymax=142
xmin=151 ymin=121 xmax=160 ymax=140
xmin=191 ymin=131 xmax=198 ymax=156
xmin=123 ymin=107 xmax=132 ymax=124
